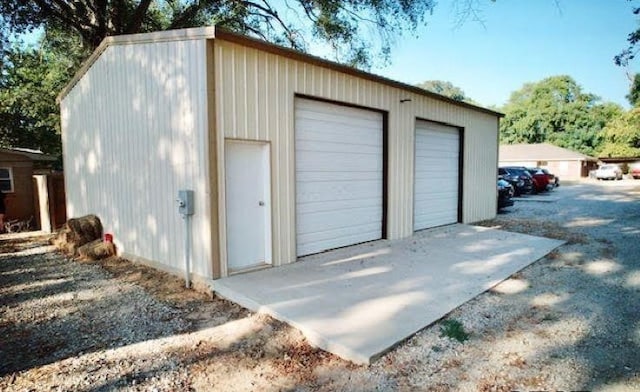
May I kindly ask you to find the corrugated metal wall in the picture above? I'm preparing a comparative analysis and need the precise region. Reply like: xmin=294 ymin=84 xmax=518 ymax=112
xmin=213 ymin=39 xmax=499 ymax=273
xmin=60 ymin=38 xmax=212 ymax=278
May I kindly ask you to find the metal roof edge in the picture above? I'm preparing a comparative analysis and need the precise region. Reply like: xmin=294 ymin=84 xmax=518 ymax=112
xmin=213 ymin=27 xmax=504 ymax=118
xmin=57 ymin=26 xmax=504 ymax=119
xmin=0 ymin=147 xmax=57 ymax=161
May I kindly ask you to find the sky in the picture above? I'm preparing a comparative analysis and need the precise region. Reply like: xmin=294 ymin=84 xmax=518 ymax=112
xmin=367 ymin=0 xmax=639 ymax=109
xmin=14 ymin=1 xmax=636 ymax=109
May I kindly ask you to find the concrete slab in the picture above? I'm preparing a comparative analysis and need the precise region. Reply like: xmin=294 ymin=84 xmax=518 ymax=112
xmin=213 ymin=224 xmax=564 ymax=364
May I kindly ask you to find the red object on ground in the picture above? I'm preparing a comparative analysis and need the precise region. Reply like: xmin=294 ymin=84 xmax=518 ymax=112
xmin=104 ymin=233 xmax=113 ymax=243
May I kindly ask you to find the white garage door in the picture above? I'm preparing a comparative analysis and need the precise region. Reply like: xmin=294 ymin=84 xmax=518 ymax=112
xmin=295 ymin=98 xmax=383 ymax=256
xmin=414 ymin=120 xmax=460 ymax=231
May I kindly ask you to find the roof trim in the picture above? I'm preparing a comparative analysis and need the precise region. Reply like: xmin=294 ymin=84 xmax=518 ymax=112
xmin=0 ymin=147 xmax=57 ymax=161
xmin=500 ymin=157 xmax=596 ymax=162
xmin=214 ymin=28 xmax=503 ymax=117
xmin=57 ymin=26 xmax=504 ymax=118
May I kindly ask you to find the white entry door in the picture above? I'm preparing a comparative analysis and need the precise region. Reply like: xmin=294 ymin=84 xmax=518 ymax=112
xmin=414 ymin=121 xmax=460 ymax=231
xmin=225 ymin=140 xmax=272 ymax=271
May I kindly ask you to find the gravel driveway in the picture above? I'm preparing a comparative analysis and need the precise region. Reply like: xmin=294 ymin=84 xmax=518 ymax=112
xmin=1 ymin=181 xmax=638 ymax=391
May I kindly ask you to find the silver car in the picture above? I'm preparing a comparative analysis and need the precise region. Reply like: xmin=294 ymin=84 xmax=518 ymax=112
xmin=595 ymin=164 xmax=623 ymax=180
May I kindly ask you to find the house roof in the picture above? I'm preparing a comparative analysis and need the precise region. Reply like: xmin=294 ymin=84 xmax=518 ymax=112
xmin=499 ymin=143 xmax=597 ymax=162
xmin=598 ymin=156 xmax=640 ymax=163
xmin=57 ymin=26 xmax=503 ymax=118
xmin=0 ymin=147 xmax=57 ymax=161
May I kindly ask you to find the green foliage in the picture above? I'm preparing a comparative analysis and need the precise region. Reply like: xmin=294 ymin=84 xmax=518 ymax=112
xmin=0 ymin=0 xmax=439 ymax=68
xmin=0 ymin=0 xmax=481 ymax=160
xmin=416 ymin=80 xmax=473 ymax=103
xmin=439 ymin=319 xmax=469 ymax=343
xmin=627 ymin=73 xmax=640 ymax=107
xmin=598 ymin=107 xmax=640 ymax=157
xmin=0 ymin=29 xmax=87 ymax=156
xmin=615 ymin=5 xmax=640 ymax=66
xmin=500 ymin=75 xmax=623 ymax=156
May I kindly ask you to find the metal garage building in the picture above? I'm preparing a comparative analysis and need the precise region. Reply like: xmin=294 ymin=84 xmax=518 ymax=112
xmin=58 ymin=27 xmax=502 ymax=287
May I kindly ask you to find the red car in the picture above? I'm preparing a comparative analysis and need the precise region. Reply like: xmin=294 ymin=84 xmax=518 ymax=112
xmin=526 ymin=167 xmax=549 ymax=193
xmin=541 ymin=168 xmax=559 ymax=187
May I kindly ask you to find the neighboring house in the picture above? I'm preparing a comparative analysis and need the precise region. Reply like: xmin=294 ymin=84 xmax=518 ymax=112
xmin=0 ymin=147 xmax=57 ymax=224
xmin=499 ymin=143 xmax=598 ymax=179
xmin=58 ymin=27 xmax=502 ymax=287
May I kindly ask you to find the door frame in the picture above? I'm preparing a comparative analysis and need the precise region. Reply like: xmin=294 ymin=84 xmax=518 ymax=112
xmin=224 ymin=138 xmax=273 ymax=273
xmin=412 ymin=118 xmax=465 ymax=232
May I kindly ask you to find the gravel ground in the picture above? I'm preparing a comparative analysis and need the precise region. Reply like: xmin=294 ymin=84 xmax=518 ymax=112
xmin=1 ymin=181 xmax=639 ymax=391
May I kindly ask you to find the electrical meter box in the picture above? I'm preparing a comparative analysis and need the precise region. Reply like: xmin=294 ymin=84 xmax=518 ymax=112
xmin=177 ymin=190 xmax=194 ymax=216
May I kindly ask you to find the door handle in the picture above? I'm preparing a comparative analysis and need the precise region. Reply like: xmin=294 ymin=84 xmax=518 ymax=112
xmin=258 ymin=201 xmax=265 ymax=206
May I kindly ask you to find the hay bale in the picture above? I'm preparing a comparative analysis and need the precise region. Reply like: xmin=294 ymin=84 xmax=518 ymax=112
xmin=77 ymin=239 xmax=116 ymax=260
xmin=52 ymin=214 xmax=103 ymax=256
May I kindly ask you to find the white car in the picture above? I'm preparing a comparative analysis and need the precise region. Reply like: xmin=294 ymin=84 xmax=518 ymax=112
xmin=595 ymin=164 xmax=623 ymax=180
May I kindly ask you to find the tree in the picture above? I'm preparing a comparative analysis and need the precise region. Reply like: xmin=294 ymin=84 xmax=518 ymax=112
xmin=500 ymin=75 xmax=623 ymax=156
xmin=599 ymin=107 xmax=640 ymax=157
xmin=627 ymin=73 xmax=640 ymax=107
xmin=0 ymin=29 xmax=87 ymax=156
xmin=0 ymin=0 xmax=440 ymax=68
xmin=615 ymin=4 xmax=640 ymax=67
xmin=416 ymin=80 xmax=472 ymax=102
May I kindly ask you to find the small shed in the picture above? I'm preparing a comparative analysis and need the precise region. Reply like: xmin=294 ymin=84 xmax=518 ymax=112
xmin=0 ymin=148 xmax=57 ymax=224
xmin=499 ymin=143 xmax=598 ymax=179
xmin=58 ymin=27 xmax=502 ymax=287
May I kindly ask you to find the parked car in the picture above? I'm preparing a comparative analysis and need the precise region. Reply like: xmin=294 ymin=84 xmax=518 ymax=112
xmin=630 ymin=163 xmax=640 ymax=179
xmin=541 ymin=168 xmax=559 ymax=187
xmin=497 ymin=179 xmax=514 ymax=210
xmin=595 ymin=164 xmax=623 ymax=180
xmin=499 ymin=167 xmax=534 ymax=196
xmin=525 ymin=167 xmax=550 ymax=193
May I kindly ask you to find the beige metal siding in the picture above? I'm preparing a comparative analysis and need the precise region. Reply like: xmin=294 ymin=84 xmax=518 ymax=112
xmin=213 ymin=39 xmax=498 ymax=271
xmin=60 ymin=39 xmax=213 ymax=278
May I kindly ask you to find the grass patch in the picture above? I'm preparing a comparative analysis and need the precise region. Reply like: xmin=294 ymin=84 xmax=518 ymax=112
xmin=439 ymin=319 xmax=470 ymax=343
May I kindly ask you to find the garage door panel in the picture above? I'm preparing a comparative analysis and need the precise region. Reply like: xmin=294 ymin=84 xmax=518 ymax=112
xmin=416 ymin=152 xmax=458 ymax=162
xmin=415 ymin=170 xmax=458 ymax=178
xmin=415 ymin=212 xmax=457 ymax=229
xmin=298 ymin=222 xmax=380 ymax=243
xmin=296 ymin=170 xmax=380 ymax=182
xmin=416 ymin=149 xmax=458 ymax=159
xmin=297 ymin=180 xmax=381 ymax=204
xmin=297 ymin=151 xmax=382 ymax=172
xmin=297 ymin=197 xmax=380 ymax=214
xmin=297 ymin=207 xmax=381 ymax=234
xmin=416 ymin=150 xmax=458 ymax=162
xmin=297 ymin=228 xmax=381 ymax=257
xmin=297 ymin=99 xmax=382 ymax=121
xmin=415 ymin=185 xmax=458 ymax=197
xmin=414 ymin=121 xmax=460 ymax=231
xmin=416 ymin=137 xmax=458 ymax=147
xmin=414 ymin=196 xmax=457 ymax=209
xmin=296 ymin=98 xmax=383 ymax=256
xmin=296 ymin=122 xmax=383 ymax=144
xmin=296 ymin=140 xmax=381 ymax=155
